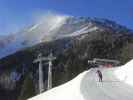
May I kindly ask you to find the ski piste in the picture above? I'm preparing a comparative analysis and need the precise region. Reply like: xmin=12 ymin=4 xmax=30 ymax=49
xmin=28 ymin=59 xmax=133 ymax=100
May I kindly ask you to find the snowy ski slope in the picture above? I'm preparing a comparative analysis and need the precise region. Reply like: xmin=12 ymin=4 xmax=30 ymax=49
xmin=28 ymin=60 xmax=133 ymax=100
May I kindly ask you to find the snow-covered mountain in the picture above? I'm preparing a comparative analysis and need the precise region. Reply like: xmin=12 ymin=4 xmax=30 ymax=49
xmin=0 ymin=14 xmax=132 ymax=58
xmin=28 ymin=60 xmax=133 ymax=100
xmin=0 ymin=14 xmax=133 ymax=100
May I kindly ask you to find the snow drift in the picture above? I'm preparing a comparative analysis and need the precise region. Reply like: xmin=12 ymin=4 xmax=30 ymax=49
xmin=28 ymin=59 xmax=133 ymax=100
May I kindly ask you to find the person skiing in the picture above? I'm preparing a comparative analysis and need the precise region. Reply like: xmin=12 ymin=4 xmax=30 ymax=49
xmin=96 ymin=70 xmax=103 ymax=82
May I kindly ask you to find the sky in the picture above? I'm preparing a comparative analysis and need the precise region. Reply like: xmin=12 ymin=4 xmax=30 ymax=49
xmin=0 ymin=0 xmax=133 ymax=35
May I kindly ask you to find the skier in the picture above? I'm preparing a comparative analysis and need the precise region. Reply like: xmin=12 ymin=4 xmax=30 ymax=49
xmin=96 ymin=70 xmax=103 ymax=82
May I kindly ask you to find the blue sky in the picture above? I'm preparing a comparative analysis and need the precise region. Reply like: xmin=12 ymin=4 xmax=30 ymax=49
xmin=0 ymin=0 xmax=133 ymax=35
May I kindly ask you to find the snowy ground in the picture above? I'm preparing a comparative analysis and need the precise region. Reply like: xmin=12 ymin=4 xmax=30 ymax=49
xmin=28 ymin=60 xmax=133 ymax=100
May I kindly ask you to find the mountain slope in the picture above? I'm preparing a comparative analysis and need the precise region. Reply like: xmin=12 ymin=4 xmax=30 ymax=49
xmin=0 ymin=14 xmax=132 ymax=58
xmin=28 ymin=60 xmax=133 ymax=100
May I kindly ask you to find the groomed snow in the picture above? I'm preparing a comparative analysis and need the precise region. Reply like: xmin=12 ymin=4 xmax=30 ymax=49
xmin=28 ymin=59 xmax=133 ymax=100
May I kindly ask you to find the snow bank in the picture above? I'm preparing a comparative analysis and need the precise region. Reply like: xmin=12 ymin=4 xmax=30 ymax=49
xmin=28 ymin=71 xmax=88 ymax=100
xmin=28 ymin=60 xmax=133 ymax=100
xmin=115 ymin=59 xmax=133 ymax=86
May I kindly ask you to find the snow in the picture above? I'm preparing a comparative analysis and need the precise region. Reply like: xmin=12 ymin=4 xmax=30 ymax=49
xmin=28 ymin=70 xmax=86 ymax=100
xmin=28 ymin=60 xmax=133 ymax=100
xmin=62 ymin=26 xmax=98 ymax=38
xmin=115 ymin=59 xmax=133 ymax=86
